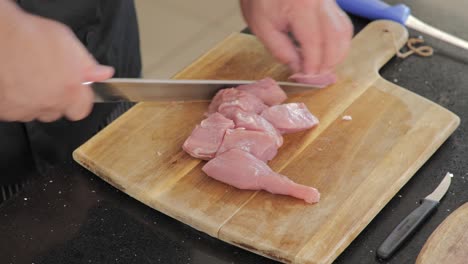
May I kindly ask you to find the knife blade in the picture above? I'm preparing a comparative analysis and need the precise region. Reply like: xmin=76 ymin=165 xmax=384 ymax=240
xmin=376 ymin=172 xmax=453 ymax=260
xmin=87 ymin=78 xmax=321 ymax=102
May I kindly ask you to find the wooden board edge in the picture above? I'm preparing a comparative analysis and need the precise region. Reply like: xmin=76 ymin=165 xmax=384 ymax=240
xmin=376 ymin=78 xmax=461 ymax=129
xmin=72 ymin=101 xmax=142 ymax=162
xmin=72 ymin=149 xmax=128 ymax=192
xmin=415 ymin=202 xmax=468 ymax=264
xmin=218 ymin=106 xmax=460 ymax=264
xmin=69 ymin=32 xmax=272 ymax=238
xmin=70 ymin=21 xmax=461 ymax=264
xmin=334 ymin=122 xmax=457 ymax=264
xmin=337 ymin=20 xmax=408 ymax=85
xmin=72 ymin=32 xmax=249 ymax=159
xmin=293 ymin=84 xmax=461 ymax=264
xmin=74 ymin=147 xmax=224 ymax=237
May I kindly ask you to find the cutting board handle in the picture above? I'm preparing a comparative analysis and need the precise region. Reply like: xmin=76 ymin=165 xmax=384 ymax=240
xmin=339 ymin=20 xmax=408 ymax=82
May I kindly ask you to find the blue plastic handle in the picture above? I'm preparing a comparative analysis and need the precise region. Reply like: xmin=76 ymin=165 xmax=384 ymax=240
xmin=336 ymin=0 xmax=411 ymax=25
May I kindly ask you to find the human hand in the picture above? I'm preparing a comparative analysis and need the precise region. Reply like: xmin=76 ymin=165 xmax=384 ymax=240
xmin=0 ymin=2 xmax=114 ymax=122
xmin=240 ymin=0 xmax=353 ymax=78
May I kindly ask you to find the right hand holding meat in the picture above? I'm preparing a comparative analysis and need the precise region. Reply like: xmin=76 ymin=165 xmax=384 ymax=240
xmin=0 ymin=2 xmax=114 ymax=123
xmin=239 ymin=0 xmax=353 ymax=77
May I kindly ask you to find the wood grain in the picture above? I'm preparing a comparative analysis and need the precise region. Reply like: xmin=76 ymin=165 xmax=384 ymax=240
xmin=416 ymin=203 xmax=468 ymax=264
xmin=73 ymin=20 xmax=460 ymax=264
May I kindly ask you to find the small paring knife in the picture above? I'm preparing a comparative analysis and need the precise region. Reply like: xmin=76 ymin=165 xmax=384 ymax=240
xmin=86 ymin=78 xmax=321 ymax=102
xmin=376 ymin=172 xmax=453 ymax=260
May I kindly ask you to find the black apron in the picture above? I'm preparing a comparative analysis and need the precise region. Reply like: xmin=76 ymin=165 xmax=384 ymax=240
xmin=1 ymin=1 xmax=141 ymax=200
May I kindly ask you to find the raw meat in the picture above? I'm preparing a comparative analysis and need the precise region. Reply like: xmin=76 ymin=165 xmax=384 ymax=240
xmin=236 ymin=77 xmax=287 ymax=106
xmin=207 ymin=88 xmax=267 ymax=118
xmin=261 ymin=103 xmax=319 ymax=134
xmin=231 ymin=109 xmax=283 ymax=147
xmin=342 ymin=115 xmax=352 ymax=121
xmin=182 ymin=76 xmax=322 ymax=204
xmin=217 ymin=128 xmax=278 ymax=162
xmin=207 ymin=88 xmax=235 ymax=114
xmin=202 ymin=149 xmax=320 ymax=203
xmin=182 ymin=113 xmax=234 ymax=160
xmin=289 ymin=72 xmax=337 ymax=88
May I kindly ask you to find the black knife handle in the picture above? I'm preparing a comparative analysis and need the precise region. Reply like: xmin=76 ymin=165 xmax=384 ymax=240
xmin=377 ymin=199 xmax=439 ymax=259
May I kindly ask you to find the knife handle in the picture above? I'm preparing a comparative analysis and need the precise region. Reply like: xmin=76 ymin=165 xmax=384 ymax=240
xmin=336 ymin=0 xmax=411 ymax=25
xmin=376 ymin=199 xmax=439 ymax=259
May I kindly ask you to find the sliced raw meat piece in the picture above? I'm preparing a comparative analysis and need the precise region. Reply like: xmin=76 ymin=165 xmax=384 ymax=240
xmin=289 ymin=72 xmax=337 ymax=88
xmin=202 ymin=149 xmax=320 ymax=203
xmin=207 ymin=88 xmax=234 ymax=114
xmin=207 ymin=88 xmax=267 ymax=118
xmin=261 ymin=103 xmax=319 ymax=134
xmin=231 ymin=109 xmax=283 ymax=147
xmin=182 ymin=113 xmax=234 ymax=160
xmin=236 ymin=77 xmax=287 ymax=106
xmin=217 ymin=128 xmax=278 ymax=162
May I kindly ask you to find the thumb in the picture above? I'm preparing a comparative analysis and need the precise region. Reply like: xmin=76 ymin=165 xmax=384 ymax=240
xmin=73 ymin=39 xmax=115 ymax=82
xmin=84 ymin=64 xmax=115 ymax=82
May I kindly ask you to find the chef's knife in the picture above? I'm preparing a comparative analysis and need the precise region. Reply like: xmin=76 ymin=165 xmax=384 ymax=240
xmin=376 ymin=172 xmax=453 ymax=259
xmin=337 ymin=0 xmax=468 ymax=51
xmin=87 ymin=78 xmax=321 ymax=102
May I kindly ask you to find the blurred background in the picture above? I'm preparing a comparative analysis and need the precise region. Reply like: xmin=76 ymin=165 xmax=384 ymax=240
xmin=135 ymin=0 xmax=246 ymax=78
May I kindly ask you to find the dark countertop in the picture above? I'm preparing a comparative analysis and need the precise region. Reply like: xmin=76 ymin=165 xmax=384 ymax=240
xmin=1 ymin=1 xmax=467 ymax=263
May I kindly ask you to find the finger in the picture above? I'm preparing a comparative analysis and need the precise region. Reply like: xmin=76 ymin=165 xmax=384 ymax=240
xmin=64 ymin=84 xmax=94 ymax=121
xmin=61 ymin=44 xmax=97 ymax=121
xmin=0 ymin=114 xmax=33 ymax=123
xmin=23 ymin=117 xmax=36 ymax=123
xmin=37 ymin=111 xmax=62 ymax=123
xmin=72 ymin=38 xmax=115 ymax=82
xmin=289 ymin=71 xmax=337 ymax=87
xmin=252 ymin=23 xmax=301 ymax=72
xmin=3 ymin=109 xmax=36 ymax=123
xmin=335 ymin=8 xmax=354 ymax=64
xmin=289 ymin=2 xmax=323 ymax=75
xmin=84 ymin=64 xmax=115 ymax=82
xmin=319 ymin=0 xmax=354 ymax=72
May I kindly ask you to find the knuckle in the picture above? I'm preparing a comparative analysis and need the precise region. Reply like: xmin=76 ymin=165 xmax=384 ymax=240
xmin=305 ymin=62 xmax=321 ymax=74
xmin=68 ymin=107 xmax=89 ymax=121
xmin=344 ymin=22 xmax=354 ymax=39
xmin=65 ymin=89 xmax=94 ymax=121
xmin=296 ymin=0 xmax=315 ymax=8
xmin=272 ymin=50 xmax=293 ymax=65
xmin=36 ymin=99 xmax=56 ymax=112
xmin=49 ymin=21 xmax=73 ymax=37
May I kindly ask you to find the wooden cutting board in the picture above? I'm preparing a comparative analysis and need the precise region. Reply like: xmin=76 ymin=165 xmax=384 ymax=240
xmin=73 ymin=21 xmax=460 ymax=264
xmin=416 ymin=203 xmax=468 ymax=264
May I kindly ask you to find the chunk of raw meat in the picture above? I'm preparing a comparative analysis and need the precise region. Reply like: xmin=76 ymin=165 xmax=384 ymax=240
xmin=289 ymin=72 xmax=337 ymax=88
xmin=207 ymin=88 xmax=267 ymax=118
xmin=231 ymin=109 xmax=283 ymax=147
xmin=202 ymin=149 xmax=320 ymax=203
xmin=207 ymin=88 xmax=235 ymax=114
xmin=182 ymin=113 xmax=234 ymax=160
xmin=261 ymin=103 xmax=319 ymax=134
xmin=236 ymin=77 xmax=287 ymax=106
xmin=217 ymin=128 xmax=278 ymax=162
